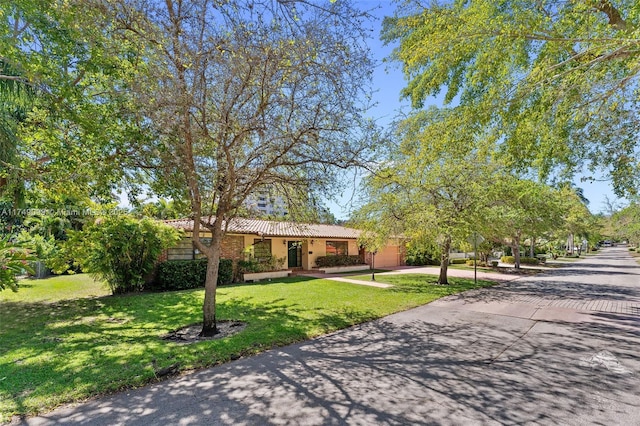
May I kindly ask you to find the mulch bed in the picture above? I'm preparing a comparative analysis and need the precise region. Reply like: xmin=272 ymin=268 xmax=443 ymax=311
xmin=162 ymin=320 xmax=247 ymax=344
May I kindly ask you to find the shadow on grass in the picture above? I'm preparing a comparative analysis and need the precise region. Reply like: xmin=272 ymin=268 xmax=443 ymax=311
xmin=0 ymin=281 xmax=378 ymax=421
xmin=222 ymin=275 xmax=318 ymax=288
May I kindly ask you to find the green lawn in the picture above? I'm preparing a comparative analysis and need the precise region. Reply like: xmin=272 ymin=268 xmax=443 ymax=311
xmin=0 ymin=274 xmax=110 ymax=303
xmin=348 ymin=273 xmax=495 ymax=293
xmin=0 ymin=273 xmax=494 ymax=422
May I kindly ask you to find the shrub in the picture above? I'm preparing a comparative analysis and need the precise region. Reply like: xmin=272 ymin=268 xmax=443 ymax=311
xmin=15 ymin=231 xmax=58 ymax=269
xmin=217 ymin=259 xmax=233 ymax=285
xmin=491 ymin=261 xmax=499 ymax=267
xmin=315 ymin=255 xmax=363 ymax=268
xmin=0 ymin=238 xmax=34 ymax=291
xmin=406 ymin=254 xmax=439 ymax=266
xmin=500 ymin=256 xmax=539 ymax=265
xmin=405 ymin=247 xmax=439 ymax=266
xmin=237 ymin=259 xmax=261 ymax=274
xmin=629 ymin=247 xmax=636 ymax=252
xmin=237 ymin=256 xmax=286 ymax=274
xmin=62 ymin=215 xmax=181 ymax=294
xmin=153 ymin=258 xmax=233 ymax=291
xmin=465 ymin=259 xmax=489 ymax=267
xmin=450 ymin=258 xmax=467 ymax=264
xmin=15 ymin=231 xmax=58 ymax=278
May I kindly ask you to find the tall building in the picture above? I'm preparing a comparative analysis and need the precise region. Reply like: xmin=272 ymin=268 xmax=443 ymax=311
xmin=245 ymin=190 xmax=288 ymax=217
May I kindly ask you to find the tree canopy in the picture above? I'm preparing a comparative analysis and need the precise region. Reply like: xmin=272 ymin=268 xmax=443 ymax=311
xmin=383 ymin=0 xmax=640 ymax=196
xmin=355 ymin=107 xmax=494 ymax=283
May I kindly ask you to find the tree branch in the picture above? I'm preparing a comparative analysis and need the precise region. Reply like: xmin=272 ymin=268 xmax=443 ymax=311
xmin=593 ymin=0 xmax=627 ymax=31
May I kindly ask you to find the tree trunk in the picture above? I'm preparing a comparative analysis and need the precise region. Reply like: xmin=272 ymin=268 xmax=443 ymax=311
xmin=566 ymin=233 xmax=574 ymax=254
xmin=512 ymin=236 xmax=521 ymax=270
xmin=200 ymin=230 xmax=223 ymax=337
xmin=529 ymin=237 xmax=535 ymax=258
xmin=438 ymin=235 xmax=452 ymax=285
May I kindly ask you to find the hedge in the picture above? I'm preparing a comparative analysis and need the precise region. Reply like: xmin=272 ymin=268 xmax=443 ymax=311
xmin=151 ymin=258 xmax=233 ymax=291
xmin=315 ymin=255 xmax=363 ymax=268
xmin=450 ymin=258 xmax=467 ymax=264
xmin=500 ymin=256 xmax=539 ymax=265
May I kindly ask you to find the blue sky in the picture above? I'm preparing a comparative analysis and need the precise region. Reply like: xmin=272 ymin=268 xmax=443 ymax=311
xmin=325 ymin=0 xmax=626 ymax=220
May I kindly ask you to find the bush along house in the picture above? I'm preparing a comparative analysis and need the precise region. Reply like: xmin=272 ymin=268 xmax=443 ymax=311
xmin=161 ymin=218 xmax=406 ymax=281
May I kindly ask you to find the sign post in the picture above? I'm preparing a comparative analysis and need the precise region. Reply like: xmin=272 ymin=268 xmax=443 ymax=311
xmin=467 ymin=233 xmax=485 ymax=285
xmin=371 ymin=251 xmax=377 ymax=281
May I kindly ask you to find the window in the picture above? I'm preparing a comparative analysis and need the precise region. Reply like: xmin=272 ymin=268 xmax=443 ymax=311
xmin=326 ymin=241 xmax=348 ymax=256
xmin=253 ymin=239 xmax=272 ymax=259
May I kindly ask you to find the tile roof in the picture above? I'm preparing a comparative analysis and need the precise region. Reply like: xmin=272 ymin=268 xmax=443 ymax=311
xmin=164 ymin=218 xmax=362 ymax=239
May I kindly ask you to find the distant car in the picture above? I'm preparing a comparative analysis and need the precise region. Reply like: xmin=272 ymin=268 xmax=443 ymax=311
xmin=603 ymin=241 xmax=612 ymax=247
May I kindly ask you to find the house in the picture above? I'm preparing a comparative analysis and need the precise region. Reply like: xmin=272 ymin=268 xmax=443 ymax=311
xmin=163 ymin=218 xmax=406 ymax=270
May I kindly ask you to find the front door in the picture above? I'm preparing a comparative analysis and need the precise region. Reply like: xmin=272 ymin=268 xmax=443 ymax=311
xmin=288 ymin=241 xmax=302 ymax=268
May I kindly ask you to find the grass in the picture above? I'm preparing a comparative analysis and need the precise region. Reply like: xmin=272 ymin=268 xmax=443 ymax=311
xmin=332 ymin=268 xmax=390 ymax=276
xmin=555 ymin=255 xmax=583 ymax=262
xmin=0 ymin=274 xmax=109 ymax=303
xmin=446 ymin=263 xmax=501 ymax=272
xmin=348 ymin=273 xmax=495 ymax=293
xmin=0 ymin=273 xmax=495 ymax=422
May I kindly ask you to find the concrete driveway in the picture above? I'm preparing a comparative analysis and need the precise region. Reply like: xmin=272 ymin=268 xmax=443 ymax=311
xmin=19 ymin=247 xmax=640 ymax=425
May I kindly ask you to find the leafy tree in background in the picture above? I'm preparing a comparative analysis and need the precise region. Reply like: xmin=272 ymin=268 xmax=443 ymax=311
xmin=611 ymin=201 xmax=640 ymax=246
xmin=131 ymin=199 xmax=189 ymax=221
xmin=483 ymin=178 xmax=564 ymax=269
xmin=0 ymin=59 xmax=33 ymax=210
xmin=1 ymin=0 xmax=147 ymax=205
xmin=558 ymin=186 xmax=597 ymax=254
xmin=383 ymin=0 xmax=640 ymax=196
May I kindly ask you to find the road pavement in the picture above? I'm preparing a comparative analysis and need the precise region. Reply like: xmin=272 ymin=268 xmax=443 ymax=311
xmin=18 ymin=247 xmax=640 ymax=425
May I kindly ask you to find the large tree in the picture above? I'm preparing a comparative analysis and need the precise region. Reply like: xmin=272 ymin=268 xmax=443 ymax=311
xmin=114 ymin=0 xmax=375 ymax=335
xmin=1 ymin=0 xmax=141 ymax=205
xmin=382 ymin=0 xmax=640 ymax=196
xmin=0 ymin=0 xmax=373 ymax=335
xmin=355 ymin=107 xmax=491 ymax=284
xmin=5 ymin=1 xmax=376 ymax=335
